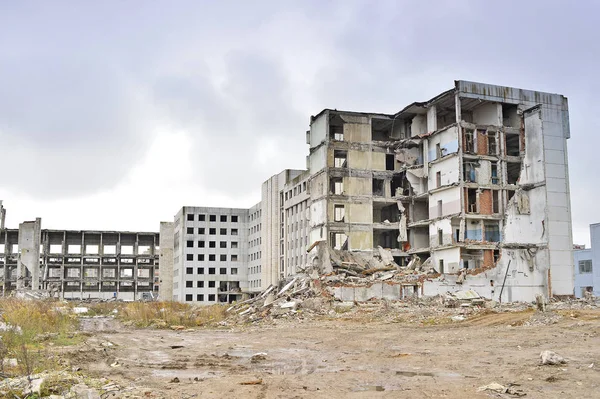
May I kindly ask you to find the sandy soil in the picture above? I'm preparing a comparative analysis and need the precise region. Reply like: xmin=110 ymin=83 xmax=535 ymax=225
xmin=67 ymin=309 xmax=600 ymax=398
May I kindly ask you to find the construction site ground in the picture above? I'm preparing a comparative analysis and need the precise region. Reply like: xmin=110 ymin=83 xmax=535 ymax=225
xmin=63 ymin=304 xmax=600 ymax=398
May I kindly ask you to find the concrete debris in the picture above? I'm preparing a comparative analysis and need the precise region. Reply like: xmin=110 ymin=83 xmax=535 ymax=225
xmin=477 ymin=382 xmax=526 ymax=396
xmin=540 ymin=350 xmax=566 ymax=365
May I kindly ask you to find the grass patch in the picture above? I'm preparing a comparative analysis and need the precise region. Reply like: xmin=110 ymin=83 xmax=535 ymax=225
xmin=0 ymin=298 xmax=79 ymax=377
xmin=116 ymin=301 xmax=228 ymax=328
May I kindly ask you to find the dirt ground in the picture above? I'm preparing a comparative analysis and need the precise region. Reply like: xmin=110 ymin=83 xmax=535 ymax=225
xmin=63 ymin=308 xmax=600 ymax=399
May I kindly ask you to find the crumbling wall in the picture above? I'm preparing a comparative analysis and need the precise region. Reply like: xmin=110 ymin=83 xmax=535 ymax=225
xmin=17 ymin=218 xmax=41 ymax=290
xmin=158 ymin=222 xmax=175 ymax=301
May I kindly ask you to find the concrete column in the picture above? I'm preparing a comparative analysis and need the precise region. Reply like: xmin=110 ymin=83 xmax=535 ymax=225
xmin=158 ymin=222 xmax=174 ymax=301
xmin=17 ymin=218 xmax=42 ymax=290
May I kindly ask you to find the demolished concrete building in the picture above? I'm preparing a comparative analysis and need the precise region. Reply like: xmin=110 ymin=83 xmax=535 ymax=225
xmin=305 ymin=81 xmax=574 ymax=302
xmin=161 ymin=80 xmax=574 ymax=304
xmin=0 ymin=206 xmax=160 ymax=300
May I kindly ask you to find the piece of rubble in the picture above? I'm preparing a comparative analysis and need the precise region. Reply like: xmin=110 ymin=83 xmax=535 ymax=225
xmin=239 ymin=379 xmax=263 ymax=385
xmin=251 ymin=352 xmax=267 ymax=363
xmin=477 ymin=382 xmax=525 ymax=396
xmin=540 ymin=350 xmax=566 ymax=365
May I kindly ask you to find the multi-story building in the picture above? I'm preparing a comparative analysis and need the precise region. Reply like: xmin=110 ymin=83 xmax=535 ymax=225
xmin=0 ymin=213 xmax=159 ymax=300
xmin=574 ymin=223 xmax=599 ymax=297
xmin=154 ymin=80 xmax=575 ymax=304
xmin=171 ymin=207 xmax=248 ymax=303
xmin=306 ymin=80 xmax=574 ymax=302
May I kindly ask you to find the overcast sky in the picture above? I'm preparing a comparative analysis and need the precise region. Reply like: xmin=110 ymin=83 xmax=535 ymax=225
xmin=0 ymin=1 xmax=598 ymax=245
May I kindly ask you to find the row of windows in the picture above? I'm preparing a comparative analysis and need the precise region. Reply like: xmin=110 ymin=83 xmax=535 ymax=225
xmin=186 ymin=227 xmax=238 ymax=236
xmin=185 ymin=267 xmax=238 ymax=275
xmin=187 ymin=214 xmax=239 ymax=223
xmin=248 ymin=224 xmax=262 ymax=235
xmin=186 ymin=294 xmax=214 ymax=302
xmin=283 ymin=182 xmax=307 ymax=202
xmin=249 ymin=279 xmax=262 ymax=288
xmin=250 ymin=209 xmax=262 ymax=221
xmin=187 ymin=241 xmax=239 ymax=249
xmin=186 ymin=254 xmax=238 ymax=262
xmin=250 ymin=237 xmax=261 ymax=247
xmin=249 ymin=265 xmax=261 ymax=275
xmin=249 ymin=251 xmax=262 ymax=261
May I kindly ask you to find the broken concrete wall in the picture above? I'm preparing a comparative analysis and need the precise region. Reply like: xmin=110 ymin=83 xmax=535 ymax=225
xmin=428 ymin=187 xmax=461 ymax=218
xmin=427 ymin=126 xmax=459 ymax=161
xmin=428 ymin=155 xmax=460 ymax=188
xmin=17 ymin=218 xmax=41 ymax=290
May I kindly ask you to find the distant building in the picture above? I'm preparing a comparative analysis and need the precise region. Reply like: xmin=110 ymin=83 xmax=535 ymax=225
xmin=574 ymin=223 xmax=599 ymax=297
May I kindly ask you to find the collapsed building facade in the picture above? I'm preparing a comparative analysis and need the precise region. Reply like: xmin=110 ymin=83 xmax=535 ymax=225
xmin=305 ymin=81 xmax=573 ymax=302
xmin=160 ymin=81 xmax=573 ymax=304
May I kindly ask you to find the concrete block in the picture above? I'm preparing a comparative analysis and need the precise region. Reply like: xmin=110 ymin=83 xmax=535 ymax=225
xmin=382 ymin=283 xmax=401 ymax=300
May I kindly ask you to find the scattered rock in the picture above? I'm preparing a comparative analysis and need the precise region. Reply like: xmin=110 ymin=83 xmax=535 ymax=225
xmin=251 ymin=352 xmax=268 ymax=363
xmin=169 ymin=377 xmax=180 ymax=383
xmin=477 ymin=382 xmax=525 ymax=396
xmin=239 ymin=379 xmax=263 ymax=385
xmin=540 ymin=350 xmax=566 ymax=365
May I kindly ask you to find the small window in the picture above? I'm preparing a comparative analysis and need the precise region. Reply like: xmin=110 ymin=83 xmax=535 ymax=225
xmin=231 ymin=268 xmax=238 ymax=275
xmin=220 ymin=254 xmax=227 ymax=261
xmin=185 ymin=294 xmax=193 ymax=301
xmin=209 ymin=254 xmax=215 ymax=261
xmin=209 ymin=241 xmax=216 ymax=248
xmin=208 ymin=294 xmax=215 ymax=301
xmin=186 ymin=267 xmax=193 ymax=274
xmin=187 ymin=214 xmax=194 ymax=221
xmin=437 ymin=200 xmax=443 ymax=217
xmin=330 ymin=177 xmax=343 ymax=195
xmin=436 ymin=171 xmax=441 ymax=188
xmin=231 ymin=255 xmax=238 ymax=262
xmin=209 ymin=215 xmax=216 ymax=222
xmin=197 ymin=294 xmax=204 ymax=301
xmin=209 ymin=228 xmax=216 ymax=235
xmin=231 ymin=229 xmax=238 ymax=236
xmin=334 ymin=150 xmax=347 ymax=168
xmin=209 ymin=267 xmax=215 ymax=274
xmin=198 ymin=228 xmax=205 ymax=234
xmin=187 ymin=227 xmax=193 ymax=234
xmin=186 ymin=254 xmax=193 ymax=261
xmin=439 ymin=259 xmax=444 ymax=274
xmin=579 ymin=260 xmax=593 ymax=273
xmin=186 ymin=281 xmax=193 ymax=288
xmin=334 ymin=204 xmax=345 ymax=222
xmin=197 ymin=267 xmax=204 ymax=274
xmin=219 ymin=268 xmax=226 ymax=275
xmin=208 ymin=281 xmax=215 ymax=288
xmin=232 ymin=215 xmax=238 ymax=223
xmin=231 ymin=242 xmax=238 ymax=249
xmin=438 ymin=229 xmax=443 ymax=246
xmin=197 ymin=254 xmax=204 ymax=261
xmin=187 ymin=241 xmax=193 ymax=248
xmin=197 ymin=281 xmax=204 ymax=288
xmin=220 ymin=241 xmax=227 ymax=248
xmin=198 ymin=214 xmax=206 ymax=221
xmin=220 ymin=228 xmax=227 ymax=235
xmin=220 ymin=215 xmax=227 ymax=222
xmin=198 ymin=240 xmax=205 ymax=248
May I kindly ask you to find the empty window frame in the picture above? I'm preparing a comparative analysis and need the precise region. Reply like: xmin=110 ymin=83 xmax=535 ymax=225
xmin=464 ymin=162 xmax=477 ymax=183
xmin=186 ymin=267 xmax=193 ymax=274
xmin=198 ymin=240 xmax=205 ymax=248
xmin=437 ymin=200 xmax=443 ymax=217
xmin=197 ymin=254 xmax=204 ymax=261
xmin=330 ymin=177 xmax=344 ymax=195
xmin=187 ymin=214 xmax=194 ymax=221
xmin=219 ymin=268 xmax=226 ymax=275
xmin=231 ymin=229 xmax=238 ymax=236
xmin=438 ymin=229 xmax=443 ymax=246
xmin=197 ymin=281 xmax=204 ymax=288
xmin=186 ymin=227 xmax=193 ymax=234
xmin=231 ymin=216 xmax=238 ymax=223
xmin=505 ymin=133 xmax=520 ymax=156
xmin=208 ymin=281 xmax=215 ymax=288
xmin=334 ymin=204 xmax=345 ymax=222
xmin=334 ymin=150 xmax=347 ymax=168
xmin=330 ymin=124 xmax=344 ymax=141
xmin=220 ymin=228 xmax=227 ymax=235
xmin=186 ymin=281 xmax=193 ymax=288
xmin=198 ymin=214 xmax=206 ymax=221
xmin=209 ymin=215 xmax=216 ymax=222
xmin=386 ymin=154 xmax=395 ymax=171
xmin=209 ymin=241 xmax=216 ymax=248
xmin=220 ymin=215 xmax=227 ymax=222
xmin=464 ymin=129 xmax=474 ymax=153
xmin=197 ymin=267 xmax=204 ymax=274
xmin=198 ymin=228 xmax=205 ymax=234
xmin=220 ymin=254 xmax=226 ymax=261
xmin=487 ymin=131 xmax=497 ymax=155
xmin=197 ymin=294 xmax=204 ymax=301
xmin=330 ymin=232 xmax=348 ymax=250
xmin=467 ymin=189 xmax=477 ymax=213
xmin=492 ymin=190 xmax=500 ymax=213
xmin=209 ymin=228 xmax=216 ymax=235
xmin=439 ymin=259 xmax=445 ymax=274
xmin=436 ymin=171 xmax=442 ymax=188
xmin=209 ymin=254 xmax=215 ymax=261
xmin=372 ymin=179 xmax=385 ymax=197
xmin=491 ymin=162 xmax=499 ymax=184
xmin=220 ymin=241 xmax=227 ymax=248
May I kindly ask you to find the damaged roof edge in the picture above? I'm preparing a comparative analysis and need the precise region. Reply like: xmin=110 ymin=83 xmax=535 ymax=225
xmin=310 ymin=108 xmax=394 ymax=123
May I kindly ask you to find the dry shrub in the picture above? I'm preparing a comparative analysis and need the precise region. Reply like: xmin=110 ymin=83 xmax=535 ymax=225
xmin=118 ymin=301 xmax=227 ymax=328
